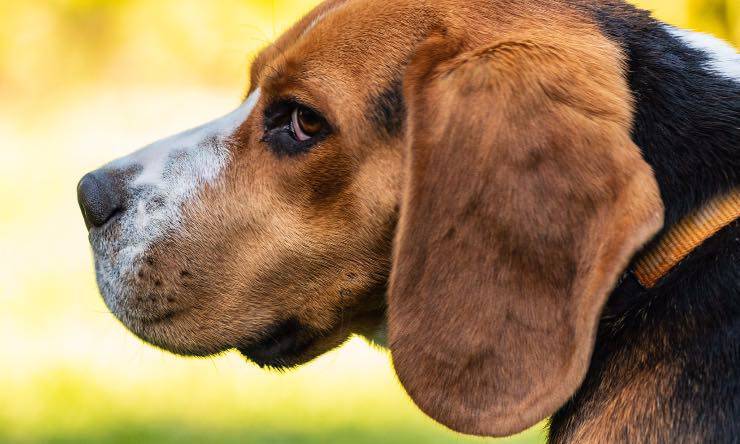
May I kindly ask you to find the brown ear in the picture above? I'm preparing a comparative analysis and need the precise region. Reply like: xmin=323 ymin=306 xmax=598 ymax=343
xmin=388 ymin=33 xmax=664 ymax=437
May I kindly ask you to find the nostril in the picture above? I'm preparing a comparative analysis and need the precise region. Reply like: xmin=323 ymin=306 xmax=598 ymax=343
xmin=77 ymin=171 xmax=123 ymax=229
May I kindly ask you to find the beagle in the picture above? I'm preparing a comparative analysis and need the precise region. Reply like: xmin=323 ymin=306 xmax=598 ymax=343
xmin=77 ymin=0 xmax=739 ymax=441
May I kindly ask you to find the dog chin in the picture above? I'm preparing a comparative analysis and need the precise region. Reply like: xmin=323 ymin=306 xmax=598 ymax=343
xmin=107 ymin=305 xmax=219 ymax=357
xmin=130 ymin=315 xmax=345 ymax=368
xmin=90 ymin=262 xmax=215 ymax=357
xmin=98 ymin=284 xmax=347 ymax=367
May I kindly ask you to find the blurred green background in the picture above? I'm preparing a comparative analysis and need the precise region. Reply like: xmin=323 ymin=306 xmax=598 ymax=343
xmin=0 ymin=1 xmax=736 ymax=443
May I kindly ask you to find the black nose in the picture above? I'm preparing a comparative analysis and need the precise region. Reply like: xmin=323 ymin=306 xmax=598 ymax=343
xmin=77 ymin=170 xmax=123 ymax=229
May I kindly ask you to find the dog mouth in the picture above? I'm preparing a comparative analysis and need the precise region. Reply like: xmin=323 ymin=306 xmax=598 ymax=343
xmin=121 ymin=307 xmax=188 ymax=326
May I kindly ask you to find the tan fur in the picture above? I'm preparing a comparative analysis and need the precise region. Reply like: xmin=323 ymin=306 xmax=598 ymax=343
xmin=116 ymin=0 xmax=665 ymax=437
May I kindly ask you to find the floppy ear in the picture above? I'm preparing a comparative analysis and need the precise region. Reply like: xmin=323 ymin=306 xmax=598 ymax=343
xmin=388 ymin=33 xmax=664 ymax=437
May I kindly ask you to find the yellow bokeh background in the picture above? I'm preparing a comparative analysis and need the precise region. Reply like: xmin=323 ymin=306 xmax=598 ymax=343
xmin=0 ymin=1 xmax=736 ymax=443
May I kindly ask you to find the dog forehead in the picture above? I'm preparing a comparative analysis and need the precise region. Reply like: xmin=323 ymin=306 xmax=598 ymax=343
xmin=253 ymin=0 xmax=433 ymax=91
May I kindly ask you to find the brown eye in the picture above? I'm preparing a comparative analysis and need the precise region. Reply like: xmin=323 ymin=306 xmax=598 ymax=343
xmin=291 ymin=107 xmax=324 ymax=141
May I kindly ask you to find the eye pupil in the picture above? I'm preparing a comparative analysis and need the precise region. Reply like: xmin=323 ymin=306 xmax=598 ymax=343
xmin=296 ymin=108 xmax=323 ymax=136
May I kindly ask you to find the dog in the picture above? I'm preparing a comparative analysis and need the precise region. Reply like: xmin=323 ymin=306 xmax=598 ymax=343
xmin=77 ymin=0 xmax=739 ymax=441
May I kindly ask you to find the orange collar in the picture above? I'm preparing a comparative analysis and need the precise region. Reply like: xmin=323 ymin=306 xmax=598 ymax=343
xmin=634 ymin=188 xmax=740 ymax=288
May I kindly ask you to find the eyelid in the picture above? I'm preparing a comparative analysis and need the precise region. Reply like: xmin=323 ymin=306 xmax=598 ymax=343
xmin=263 ymin=100 xmax=295 ymax=128
xmin=264 ymin=98 xmax=331 ymax=133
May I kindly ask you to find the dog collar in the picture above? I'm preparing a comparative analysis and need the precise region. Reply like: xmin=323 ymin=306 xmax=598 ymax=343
xmin=634 ymin=188 xmax=740 ymax=288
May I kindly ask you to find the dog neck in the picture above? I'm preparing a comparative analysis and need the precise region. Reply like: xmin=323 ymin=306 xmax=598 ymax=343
xmin=549 ymin=195 xmax=740 ymax=443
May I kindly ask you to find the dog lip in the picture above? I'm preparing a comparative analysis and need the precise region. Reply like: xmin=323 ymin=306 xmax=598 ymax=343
xmin=87 ymin=208 xmax=124 ymax=234
xmin=122 ymin=307 xmax=187 ymax=326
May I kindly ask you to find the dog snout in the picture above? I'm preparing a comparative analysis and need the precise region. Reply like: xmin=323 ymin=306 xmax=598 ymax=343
xmin=77 ymin=170 xmax=123 ymax=229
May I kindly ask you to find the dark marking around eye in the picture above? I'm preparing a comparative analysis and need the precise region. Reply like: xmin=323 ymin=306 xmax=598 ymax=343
xmin=263 ymin=129 xmax=318 ymax=156
xmin=262 ymin=100 xmax=331 ymax=156
xmin=369 ymin=77 xmax=405 ymax=137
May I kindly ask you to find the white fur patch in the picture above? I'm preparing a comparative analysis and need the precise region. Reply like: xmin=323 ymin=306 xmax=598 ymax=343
xmin=111 ymin=88 xmax=260 ymax=190
xmin=92 ymin=89 xmax=261 ymax=311
xmin=666 ymin=25 xmax=740 ymax=82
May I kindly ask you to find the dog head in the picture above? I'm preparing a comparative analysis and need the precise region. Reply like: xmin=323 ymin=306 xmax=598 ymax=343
xmin=78 ymin=0 xmax=664 ymax=437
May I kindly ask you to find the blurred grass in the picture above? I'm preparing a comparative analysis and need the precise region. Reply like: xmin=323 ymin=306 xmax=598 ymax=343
xmin=0 ymin=341 xmax=543 ymax=444
xmin=0 ymin=1 xmax=736 ymax=443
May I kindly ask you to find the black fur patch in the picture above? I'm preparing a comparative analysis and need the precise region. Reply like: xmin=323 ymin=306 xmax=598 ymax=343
xmin=368 ymin=78 xmax=406 ymax=138
xmin=576 ymin=0 xmax=740 ymax=228
xmin=237 ymin=317 xmax=319 ymax=368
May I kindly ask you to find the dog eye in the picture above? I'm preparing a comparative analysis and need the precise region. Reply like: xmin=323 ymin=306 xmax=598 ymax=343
xmin=291 ymin=107 xmax=324 ymax=141
xmin=262 ymin=101 xmax=330 ymax=156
